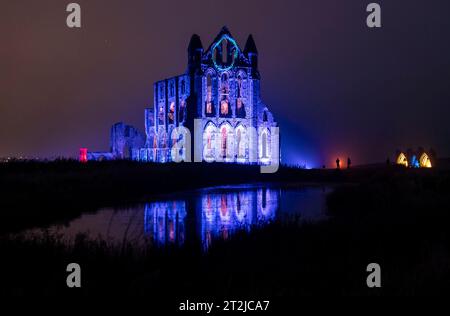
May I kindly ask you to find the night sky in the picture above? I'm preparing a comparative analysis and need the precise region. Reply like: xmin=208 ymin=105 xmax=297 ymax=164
xmin=2 ymin=0 xmax=450 ymax=167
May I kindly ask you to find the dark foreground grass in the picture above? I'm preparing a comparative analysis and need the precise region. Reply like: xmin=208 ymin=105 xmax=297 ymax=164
xmin=1 ymin=168 xmax=450 ymax=296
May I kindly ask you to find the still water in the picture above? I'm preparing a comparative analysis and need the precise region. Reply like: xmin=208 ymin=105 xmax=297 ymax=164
xmin=27 ymin=184 xmax=331 ymax=250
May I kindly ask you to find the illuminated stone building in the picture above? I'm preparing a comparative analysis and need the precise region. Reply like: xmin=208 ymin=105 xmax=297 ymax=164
xmin=138 ymin=26 xmax=279 ymax=164
xmin=83 ymin=27 xmax=279 ymax=165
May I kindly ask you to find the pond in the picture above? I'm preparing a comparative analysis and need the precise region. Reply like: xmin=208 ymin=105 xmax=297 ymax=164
xmin=25 ymin=184 xmax=332 ymax=251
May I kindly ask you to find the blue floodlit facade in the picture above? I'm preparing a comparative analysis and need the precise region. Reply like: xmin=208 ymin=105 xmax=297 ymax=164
xmin=86 ymin=27 xmax=279 ymax=165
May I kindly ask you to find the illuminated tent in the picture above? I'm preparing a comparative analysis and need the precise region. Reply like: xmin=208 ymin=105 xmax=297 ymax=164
xmin=396 ymin=152 xmax=408 ymax=167
xmin=419 ymin=152 xmax=432 ymax=168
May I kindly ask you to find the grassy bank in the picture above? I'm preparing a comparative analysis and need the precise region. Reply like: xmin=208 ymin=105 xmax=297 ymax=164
xmin=1 ymin=168 xmax=449 ymax=296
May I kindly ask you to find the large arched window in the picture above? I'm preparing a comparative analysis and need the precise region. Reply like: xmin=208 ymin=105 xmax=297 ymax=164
xmin=202 ymin=123 xmax=217 ymax=162
xmin=205 ymin=74 xmax=215 ymax=116
xmin=259 ymin=129 xmax=270 ymax=163
xmin=219 ymin=73 xmax=231 ymax=117
xmin=262 ymin=133 xmax=267 ymax=157
xmin=219 ymin=123 xmax=234 ymax=161
xmin=236 ymin=74 xmax=246 ymax=118
xmin=235 ymin=124 xmax=248 ymax=162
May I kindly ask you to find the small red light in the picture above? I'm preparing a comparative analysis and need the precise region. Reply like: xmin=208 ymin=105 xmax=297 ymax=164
xmin=79 ymin=148 xmax=88 ymax=163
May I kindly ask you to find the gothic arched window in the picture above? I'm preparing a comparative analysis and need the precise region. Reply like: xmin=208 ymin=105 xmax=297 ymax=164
xmin=260 ymin=130 xmax=270 ymax=161
xmin=205 ymin=74 xmax=215 ymax=116
xmin=202 ymin=123 xmax=217 ymax=162
xmin=235 ymin=125 xmax=247 ymax=161
xmin=220 ymin=73 xmax=231 ymax=117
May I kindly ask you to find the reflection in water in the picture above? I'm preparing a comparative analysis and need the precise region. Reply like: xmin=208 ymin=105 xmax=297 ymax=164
xmin=144 ymin=201 xmax=186 ymax=246
xmin=200 ymin=188 xmax=277 ymax=250
xmin=142 ymin=188 xmax=279 ymax=250
xmin=23 ymin=185 xmax=329 ymax=251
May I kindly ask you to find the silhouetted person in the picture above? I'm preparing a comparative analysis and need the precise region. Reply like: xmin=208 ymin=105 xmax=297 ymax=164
xmin=336 ymin=158 xmax=340 ymax=169
xmin=347 ymin=157 xmax=351 ymax=169
xmin=322 ymin=164 xmax=326 ymax=169
xmin=386 ymin=157 xmax=390 ymax=166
